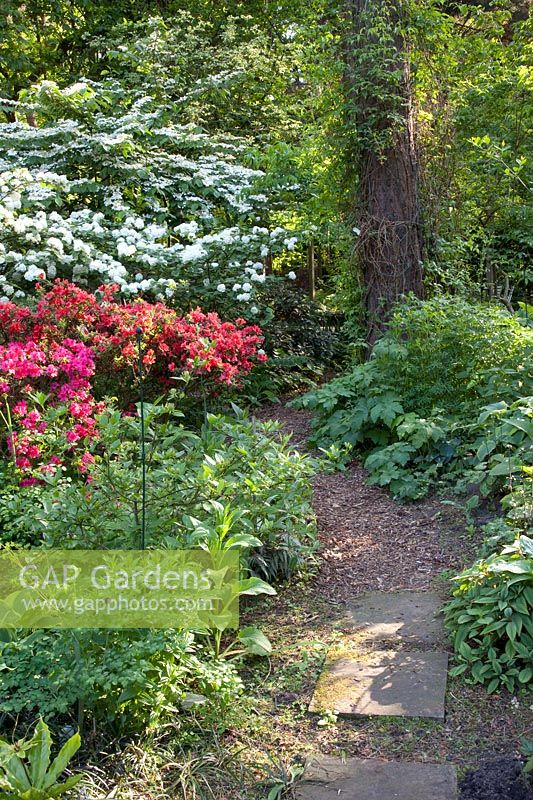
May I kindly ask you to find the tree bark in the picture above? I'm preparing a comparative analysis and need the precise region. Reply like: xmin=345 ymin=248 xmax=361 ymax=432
xmin=345 ymin=0 xmax=425 ymax=346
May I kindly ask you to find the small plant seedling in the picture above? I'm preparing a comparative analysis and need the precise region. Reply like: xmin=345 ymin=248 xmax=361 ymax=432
xmin=520 ymin=738 xmax=533 ymax=786
xmin=317 ymin=709 xmax=338 ymax=728
xmin=258 ymin=755 xmax=305 ymax=800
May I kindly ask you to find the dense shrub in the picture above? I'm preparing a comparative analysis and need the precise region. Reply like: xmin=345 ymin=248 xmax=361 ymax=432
xmin=0 ymin=79 xmax=305 ymax=319
xmin=258 ymin=280 xmax=343 ymax=365
xmin=0 ymin=282 xmax=266 ymax=478
xmin=0 ymin=401 xmax=317 ymax=582
xmin=296 ymin=296 xmax=533 ymax=499
xmin=443 ymin=536 xmax=533 ymax=693
xmin=454 ymin=397 xmax=533 ymax=499
xmin=381 ymin=297 xmax=531 ymax=415
xmin=0 ymin=628 xmax=244 ymax=736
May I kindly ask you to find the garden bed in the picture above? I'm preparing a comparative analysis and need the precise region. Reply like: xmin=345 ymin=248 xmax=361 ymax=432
xmin=459 ymin=758 xmax=532 ymax=800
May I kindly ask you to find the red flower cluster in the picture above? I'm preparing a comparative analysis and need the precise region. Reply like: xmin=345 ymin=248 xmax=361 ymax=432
xmin=0 ymin=337 xmax=103 ymax=474
xmin=0 ymin=281 xmax=266 ymax=386
xmin=0 ymin=281 xmax=266 ymax=478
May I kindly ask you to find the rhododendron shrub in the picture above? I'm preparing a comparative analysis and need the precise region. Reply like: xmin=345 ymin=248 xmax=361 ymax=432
xmin=1 ymin=280 xmax=266 ymax=385
xmin=0 ymin=281 xmax=266 ymax=477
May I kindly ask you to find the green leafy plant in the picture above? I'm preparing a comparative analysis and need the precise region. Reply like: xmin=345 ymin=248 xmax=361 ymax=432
xmin=0 ymin=400 xmax=318 ymax=580
xmin=0 ymin=629 xmax=246 ymax=737
xmin=520 ymin=738 xmax=533 ymax=785
xmin=463 ymin=398 xmax=533 ymax=498
xmin=257 ymin=755 xmax=305 ymax=800
xmin=443 ymin=535 xmax=533 ymax=694
xmin=177 ymin=501 xmax=277 ymax=659
xmin=296 ymin=296 xmax=532 ymax=501
xmin=0 ymin=719 xmax=82 ymax=799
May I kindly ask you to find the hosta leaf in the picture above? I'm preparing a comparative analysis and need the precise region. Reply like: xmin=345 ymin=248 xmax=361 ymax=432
xmin=238 ymin=577 xmax=277 ymax=597
xmin=238 ymin=626 xmax=272 ymax=656
xmin=449 ymin=663 xmax=468 ymax=677
xmin=489 ymin=459 xmax=520 ymax=476
xmin=506 ymin=620 xmax=518 ymax=641
xmin=518 ymin=668 xmax=532 ymax=684
xmin=504 ymin=417 xmax=533 ymax=436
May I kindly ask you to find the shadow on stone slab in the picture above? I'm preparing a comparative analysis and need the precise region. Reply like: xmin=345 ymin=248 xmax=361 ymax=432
xmin=309 ymin=649 xmax=448 ymax=719
xmin=295 ymin=756 xmax=457 ymax=800
xmin=345 ymin=591 xmax=447 ymax=647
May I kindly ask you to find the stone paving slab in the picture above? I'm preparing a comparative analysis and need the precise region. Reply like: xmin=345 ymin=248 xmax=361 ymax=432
xmin=309 ymin=649 xmax=448 ymax=719
xmin=295 ymin=756 xmax=457 ymax=800
xmin=345 ymin=591 xmax=446 ymax=646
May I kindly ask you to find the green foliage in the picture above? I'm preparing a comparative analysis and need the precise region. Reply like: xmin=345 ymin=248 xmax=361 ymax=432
xmin=379 ymin=297 xmax=532 ymax=415
xmin=297 ymin=296 xmax=532 ymax=500
xmin=416 ymin=4 xmax=532 ymax=301
xmin=257 ymin=755 xmax=305 ymax=800
xmin=521 ymin=738 xmax=533 ymax=781
xmin=443 ymin=536 xmax=533 ymax=694
xmin=258 ymin=281 xmax=343 ymax=366
xmin=93 ymin=12 xmax=305 ymax=143
xmin=457 ymin=398 xmax=533 ymax=499
xmin=176 ymin=501 xmax=277 ymax=659
xmin=0 ymin=629 xmax=245 ymax=736
xmin=0 ymin=718 xmax=82 ymax=799
xmin=0 ymin=401 xmax=314 ymax=733
xmin=0 ymin=400 xmax=317 ymax=581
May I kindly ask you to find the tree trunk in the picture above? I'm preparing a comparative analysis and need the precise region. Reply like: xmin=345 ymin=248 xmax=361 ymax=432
xmin=345 ymin=0 xmax=425 ymax=346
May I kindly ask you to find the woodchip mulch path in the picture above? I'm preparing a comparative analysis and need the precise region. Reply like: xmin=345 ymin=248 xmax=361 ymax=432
xmin=256 ymin=403 xmax=478 ymax=603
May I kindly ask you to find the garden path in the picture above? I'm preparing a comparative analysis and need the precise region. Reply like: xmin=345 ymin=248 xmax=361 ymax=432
xmin=252 ymin=404 xmax=530 ymax=798
xmin=254 ymin=404 xmax=478 ymax=799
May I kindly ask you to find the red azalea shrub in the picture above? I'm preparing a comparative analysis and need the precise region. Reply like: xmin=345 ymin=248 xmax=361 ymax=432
xmin=0 ymin=337 xmax=103 ymax=476
xmin=0 ymin=281 xmax=266 ymax=477
xmin=0 ymin=280 xmax=266 ymax=388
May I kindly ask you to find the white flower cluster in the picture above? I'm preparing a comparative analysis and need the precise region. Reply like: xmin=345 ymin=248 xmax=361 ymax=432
xmin=0 ymin=84 xmax=305 ymax=308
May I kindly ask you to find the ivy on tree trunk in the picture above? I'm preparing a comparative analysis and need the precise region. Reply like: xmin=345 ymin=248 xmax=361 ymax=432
xmin=344 ymin=0 xmax=425 ymax=345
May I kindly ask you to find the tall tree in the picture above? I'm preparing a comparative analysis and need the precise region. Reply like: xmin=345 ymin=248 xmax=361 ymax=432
xmin=343 ymin=0 xmax=424 ymax=344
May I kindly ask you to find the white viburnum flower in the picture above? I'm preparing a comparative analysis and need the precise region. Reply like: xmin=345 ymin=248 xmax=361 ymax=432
xmin=47 ymin=237 xmax=64 ymax=254
xmin=216 ymin=283 xmax=226 ymax=293
xmin=117 ymin=241 xmax=137 ymax=258
xmin=287 ymin=271 xmax=297 ymax=280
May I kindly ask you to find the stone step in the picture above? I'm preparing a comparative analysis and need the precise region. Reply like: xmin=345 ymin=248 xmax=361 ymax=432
xmin=345 ymin=590 xmax=446 ymax=647
xmin=309 ymin=649 xmax=448 ymax=719
xmin=295 ymin=756 xmax=457 ymax=800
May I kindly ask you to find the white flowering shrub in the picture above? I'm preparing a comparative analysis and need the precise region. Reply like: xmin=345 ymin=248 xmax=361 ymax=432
xmin=0 ymin=81 xmax=303 ymax=312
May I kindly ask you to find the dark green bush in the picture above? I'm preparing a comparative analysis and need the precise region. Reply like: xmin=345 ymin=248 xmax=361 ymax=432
xmin=259 ymin=280 xmax=344 ymax=365
xmin=0 ymin=629 xmax=244 ymax=735
xmin=296 ymin=296 xmax=532 ymax=500
xmin=443 ymin=535 xmax=533 ymax=693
